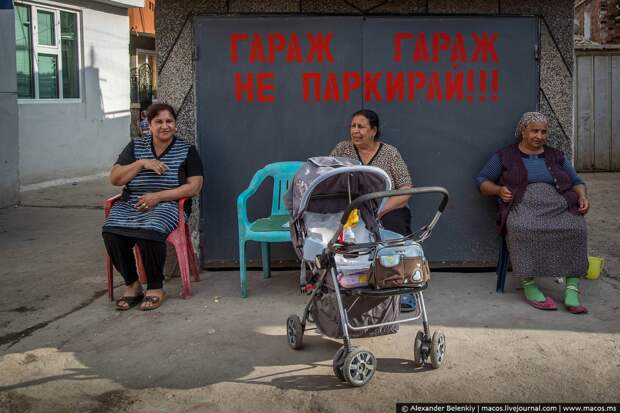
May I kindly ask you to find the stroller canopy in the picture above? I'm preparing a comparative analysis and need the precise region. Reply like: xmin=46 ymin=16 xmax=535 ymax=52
xmin=285 ymin=156 xmax=392 ymax=221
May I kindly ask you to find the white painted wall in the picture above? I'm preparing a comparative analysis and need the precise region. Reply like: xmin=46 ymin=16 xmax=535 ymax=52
xmin=18 ymin=1 xmax=131 ymax=185
xmin=0 ymin=8 xmax=19 ymax=206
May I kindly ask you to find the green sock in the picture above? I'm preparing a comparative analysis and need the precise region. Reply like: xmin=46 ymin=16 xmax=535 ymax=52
xmin=565 ymin=277 xmax=581 ymax=307
xmin=521 ymin=277 xmax=545 ymax=302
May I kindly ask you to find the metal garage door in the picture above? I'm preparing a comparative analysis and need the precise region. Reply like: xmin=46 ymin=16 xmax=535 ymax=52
xmin=194 ymin=16 xmax=539 ymax=266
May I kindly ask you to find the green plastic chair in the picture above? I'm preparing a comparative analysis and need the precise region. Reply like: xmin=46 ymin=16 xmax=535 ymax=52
xmin=237 ymin=161 xmax=303 ymax=298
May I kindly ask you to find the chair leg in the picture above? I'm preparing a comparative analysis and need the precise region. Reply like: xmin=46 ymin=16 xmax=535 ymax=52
xmin=134 ymin=245 xmax=147 ymax=284
xmin=185 ymin=225 xmax=200 ymax=281
xmin=240 ymin=240 xmax=248 ymax=298
xmin=106 ymin=255 xmax=114 ymax=302
xmin=261 ymin=242 xmax=271 ymax=279
xmin=496 ymin=237 xmax=509 ymax=293
xmin=168 ymin=230 xmax=192 ymax=299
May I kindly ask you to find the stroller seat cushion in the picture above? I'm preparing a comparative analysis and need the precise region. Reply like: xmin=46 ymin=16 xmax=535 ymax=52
xmin=304 ymin=212 xmax=341 ymax=244
xmin=304 ymin=211 xmax=373 ymax=245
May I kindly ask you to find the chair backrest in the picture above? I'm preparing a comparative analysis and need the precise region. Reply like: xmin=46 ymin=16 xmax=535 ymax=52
xmin=262 ymin=161 xmax=304 ymax=216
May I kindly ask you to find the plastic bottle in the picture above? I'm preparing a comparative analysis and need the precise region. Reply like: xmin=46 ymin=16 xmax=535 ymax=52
xmin=341 ymin=208 xmax=359 ymax=243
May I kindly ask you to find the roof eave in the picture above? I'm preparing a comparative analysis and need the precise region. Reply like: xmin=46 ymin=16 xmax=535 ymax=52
xmin=91 ymin=0 xmax=144 ymax=9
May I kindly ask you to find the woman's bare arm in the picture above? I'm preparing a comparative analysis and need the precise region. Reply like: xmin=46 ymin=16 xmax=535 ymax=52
xmin=573 ymin=184 xmax=589 ymax=214
xmin=134 ymin=176 xmax=203 ymax=211
xmin=110 ymin=160 xmax=169 ymax=186
xmin=479 ymin=180 xmax=513 ymax=203
xmin=378 ymin=185 xmax=412 ymax=218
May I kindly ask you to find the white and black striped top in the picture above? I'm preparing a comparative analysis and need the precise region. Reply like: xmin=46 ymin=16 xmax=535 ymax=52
xmin=103 ymin=136 xmax=203 ymax=242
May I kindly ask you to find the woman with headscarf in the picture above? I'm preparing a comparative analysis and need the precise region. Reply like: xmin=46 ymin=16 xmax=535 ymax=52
xmin=476 ymin=112 xmax=589 ymax=313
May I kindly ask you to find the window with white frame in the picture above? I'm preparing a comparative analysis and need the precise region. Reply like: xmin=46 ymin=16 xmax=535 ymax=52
xmin=14 ymin=2 xmax=80 ymax=100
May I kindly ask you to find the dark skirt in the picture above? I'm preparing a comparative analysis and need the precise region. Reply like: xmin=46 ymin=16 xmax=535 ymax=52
xmin=506 ymin=183 xmax=588 ymax=278
xmin=381 ymin=206 xmax=412 ymax=236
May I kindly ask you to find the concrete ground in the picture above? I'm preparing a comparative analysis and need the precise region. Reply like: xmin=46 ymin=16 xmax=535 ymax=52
xmin=0 ymin=174 xmax=619 ymax=412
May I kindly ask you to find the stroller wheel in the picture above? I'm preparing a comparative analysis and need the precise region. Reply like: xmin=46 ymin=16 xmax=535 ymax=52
xmin=430 ymin=331 xmax=446 ymax=369
xmin=343 ymin=348 xmax=376 ymax=387
xmin=413 ymin=330 xmax=426 ymax=367
xmin=286 ymin=315 xmax=304 ymax=350
xmin=332 ymin=346 xmax=347 ymax=381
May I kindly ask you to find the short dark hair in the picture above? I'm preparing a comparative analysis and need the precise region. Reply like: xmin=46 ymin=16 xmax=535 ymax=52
xmin=146 ymin=103 xmax=177 ymax=123
xmin=351 ymin=109 xmax=381 ymax=140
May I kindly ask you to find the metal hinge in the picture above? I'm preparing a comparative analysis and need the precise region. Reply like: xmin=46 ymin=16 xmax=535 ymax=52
xmin=192 ymin=46 xmax=199 ymax=61
xmin=534 ymin=44 xmax=540 ymax=61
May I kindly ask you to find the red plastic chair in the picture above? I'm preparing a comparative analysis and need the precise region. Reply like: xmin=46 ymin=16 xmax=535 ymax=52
xmin=104 ymin=194 xmax=200 ymax=300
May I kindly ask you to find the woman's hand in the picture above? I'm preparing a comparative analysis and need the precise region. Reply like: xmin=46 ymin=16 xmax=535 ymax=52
xmin=141 ymin=159 xmax=169 ymax=175
xmin=578 ymin=196 xmax=590 ymax=215
xmin=135 ymin=193 xmax=162 ymax=212
xmin=498 ymin=186 xmax=513 ymax=203
xmin=573 ymin=184 xmax=589 ymax=215
xmin=479 ymin=181 xmax=512 ymax=203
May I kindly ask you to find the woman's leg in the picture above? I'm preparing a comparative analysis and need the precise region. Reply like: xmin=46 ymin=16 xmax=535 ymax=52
xmin=380 ymin=208 xmax=416 ymax=312
xmin=519 ymin=277 xmax=557 ymax=310
xmin=380 ymin=207 xmax=412 ymax=237
xmin=565 ymin=276 xmax=587 ymax=313
xmin=136 ymin=239 xmax=167 ymax=309
xmin=520 ymin=277 xmax=545 ymax=302
xmin=103 ymin=232 xmax=141 ymax=288
xmin=103 ymin=232 xmax=144 ymax=309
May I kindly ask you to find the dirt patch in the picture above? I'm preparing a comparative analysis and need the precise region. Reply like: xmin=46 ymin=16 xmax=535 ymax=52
xmin=19 ymin=354 xmax=38 ymax=365
xmin=0 ymin=391 xmax=33 ymax=413
xmin=90 ymin=390 xmax=136 ymax=413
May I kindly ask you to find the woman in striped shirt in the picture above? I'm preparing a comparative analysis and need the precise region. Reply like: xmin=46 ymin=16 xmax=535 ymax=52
xmin=103 ymin=103 xmax=203 ymax=311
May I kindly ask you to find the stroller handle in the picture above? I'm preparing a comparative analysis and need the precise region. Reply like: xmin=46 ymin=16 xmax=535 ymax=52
xmin=339 ymin=186 xmax=449 ymax=225
xmin=328 ymin=186 xmax=450 ymax=248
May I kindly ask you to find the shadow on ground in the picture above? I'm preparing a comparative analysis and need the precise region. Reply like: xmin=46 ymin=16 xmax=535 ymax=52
xmin=1 ymin=268 xmax=619 ymax=393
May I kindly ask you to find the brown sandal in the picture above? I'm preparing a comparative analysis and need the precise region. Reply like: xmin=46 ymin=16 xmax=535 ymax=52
xmin=115 ymin=294 xmax=144 ymax=311
xmin=139 ymin=293 xmax=167 ymax=311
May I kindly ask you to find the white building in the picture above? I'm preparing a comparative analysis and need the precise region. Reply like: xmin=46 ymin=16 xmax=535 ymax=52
xmin=0 ymin=0 xmax=142 ymax=207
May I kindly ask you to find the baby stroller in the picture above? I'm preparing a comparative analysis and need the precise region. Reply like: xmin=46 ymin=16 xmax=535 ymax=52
xmin=284 ymin=157 xmax=449 ymax=386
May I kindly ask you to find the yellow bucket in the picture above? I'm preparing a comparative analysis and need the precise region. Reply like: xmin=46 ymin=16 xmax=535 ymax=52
xmin=586 ymin=256 xmax=605 ymax=280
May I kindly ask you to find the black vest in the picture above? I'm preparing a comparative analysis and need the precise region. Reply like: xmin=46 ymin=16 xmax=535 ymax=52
xmin=495 ymin=143 xmax=580 ymax=235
